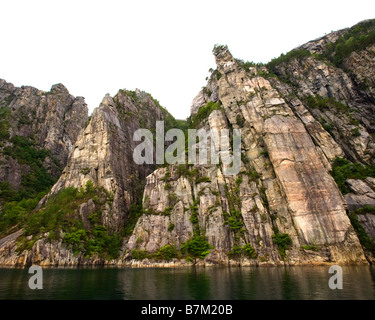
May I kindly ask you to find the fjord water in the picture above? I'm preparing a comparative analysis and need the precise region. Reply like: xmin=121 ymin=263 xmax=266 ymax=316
xmin=0 ymin=266 xmax=374 ymax=300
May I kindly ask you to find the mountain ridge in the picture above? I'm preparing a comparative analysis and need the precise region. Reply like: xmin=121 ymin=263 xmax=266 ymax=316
xmin=1 ymin=19 xmax=375 ymax=266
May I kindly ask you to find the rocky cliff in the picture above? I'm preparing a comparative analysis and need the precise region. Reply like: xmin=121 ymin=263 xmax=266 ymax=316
xmin=125 ymin=19 xmax=375 ymax=266
xmin=40 ymin=89 xmax=173 ymax=230
xmin=0 ymin=88 xmax=181 ymax=265
xmin=1 ymin=19 xmax=375 ymax=266
xmin=126 ymin=42 xmax=369 ymax=266
xmin=0 ymin=80 xmax=88 ymax=206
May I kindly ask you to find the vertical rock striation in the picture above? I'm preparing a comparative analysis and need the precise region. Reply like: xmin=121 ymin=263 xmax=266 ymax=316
xmin=1 ymin=19 xmax=375 ymax=266
xmin=128 ymin=44 xmax=368 ymax=266
xmin=41 ymin=89 xmax=176 ymax=231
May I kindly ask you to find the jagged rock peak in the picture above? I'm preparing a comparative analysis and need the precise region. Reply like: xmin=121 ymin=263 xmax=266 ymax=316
xmin=212 ymin=44 xmax=236 ymax=70
xmin=100 ymin=93 xmax=115 ymax=106
xmin=38 ymin=86 xmax=176 ymax=234
xmin=212 ymin=44 xmax=230 ymax=57
xmin=0 ymin=78 xmax=88 ymax=205
xmin=50 ymin=83 xmax=70 ymax=94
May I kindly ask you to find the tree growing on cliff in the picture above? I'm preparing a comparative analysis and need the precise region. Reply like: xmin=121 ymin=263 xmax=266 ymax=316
xmin=181 ymin=235 xmax=213 ymax=264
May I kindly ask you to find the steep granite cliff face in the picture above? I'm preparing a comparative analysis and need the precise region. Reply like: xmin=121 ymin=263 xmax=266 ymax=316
xmin=0 ymin=88 xmax=180 ymax=266
xmin=1 ymin=19 xmax=375 ymax=266
xmin=0 ymin=80 xmax=88 ymax=204
xmin=127 ymin=44 xmax=369 ymax=266
xmin=125 ymin=20 xmax=375 ymax=266
xmin=42 ymin=89 xmax=177 ymax=230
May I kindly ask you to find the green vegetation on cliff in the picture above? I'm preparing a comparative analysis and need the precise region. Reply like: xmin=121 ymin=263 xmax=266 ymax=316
xmin=130 ymin=238 xmax=213 ymax=263
xmin=266 ymin=19 xmax=375 ymax=74
xmin=0 ymin=134 xmax=60 ymax=207
xmin=188 ymin=101 xmax=222 ymax=129
xmin=0 ymin=133 xmax=62 ymax=237
xmin=123 ymin=200 xmax=143 ymax=236
xmin=0 ymin=191 xmax=45 ymax=236
xmin=348 ymin=211 xmax=375 ymax=256
xmin=131 ymin=244 xmax=180 ymax=261
xmin=181 ymin=235 xmax=213 ymax=261
xmin=0 ymin=107 xmax=11 ymax=142
xmin=272 ymin=233 xmax=292 ymax=259
xmin=267 ymin=49 xmax=313 ymax=74
xmin=303 ymin=95 xmax=351 ymax=114
xmin=4 ymin=136 xmax=58 ymax=198
xmin=1 ymin=181 xmax=122 ymax=259
xmin=324 ymin=19 xmax=375 ymax=67
xmin=228 ymin=243 xmax=257 ymax=259
xmin=331 ymin=157 xmax=375 ymax=194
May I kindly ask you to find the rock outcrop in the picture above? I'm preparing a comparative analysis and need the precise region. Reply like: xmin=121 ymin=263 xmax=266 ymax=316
xmin=0 ymin=88 xmax=180 ymax=266
xmin=41 ymin=89 xmax=177 ymax=230
xmin=345 ymin=178 xmax=375 ymax=210
xmin=1 ymin=19 xmax=375 ymax=266
xmin=0 ymin=80 xmax=88 ymax=200
xmin=127 ymin=44 xmax=368 ymax=266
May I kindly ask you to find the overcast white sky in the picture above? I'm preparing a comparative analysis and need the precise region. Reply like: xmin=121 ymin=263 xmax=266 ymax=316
xmin=0 ymin=0 xmax=374 ymax=120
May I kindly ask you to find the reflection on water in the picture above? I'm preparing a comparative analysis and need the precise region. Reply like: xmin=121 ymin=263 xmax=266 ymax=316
xmin=0 ymin=266 xmax=374 ymax=300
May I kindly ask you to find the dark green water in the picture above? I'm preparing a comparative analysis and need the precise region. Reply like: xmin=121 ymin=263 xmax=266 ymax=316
xmin=0 ymin=266 xmax=374 ymax=300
